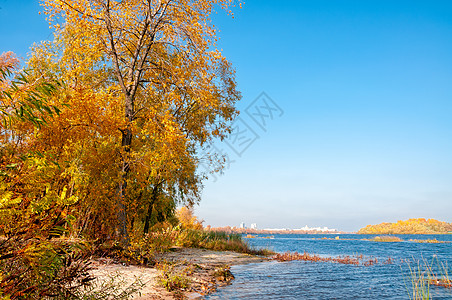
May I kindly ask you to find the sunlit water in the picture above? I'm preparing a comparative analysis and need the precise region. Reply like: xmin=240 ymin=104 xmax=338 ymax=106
xmin=205 ymin=234 xmax=452 ymax=299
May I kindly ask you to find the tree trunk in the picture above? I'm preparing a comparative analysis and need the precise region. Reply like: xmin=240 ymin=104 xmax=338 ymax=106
xmin=117 ymin=124 xmax=133 ymax=244
xmin=143 ymin=185 xmax=159 ymax=234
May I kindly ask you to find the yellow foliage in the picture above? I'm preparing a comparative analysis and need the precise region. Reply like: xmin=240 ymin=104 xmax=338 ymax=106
xmin=21 ymin=0 xmax=241 ymax=239
xmin=358 ymin=218 xmax=452 ymax=234
xmin=0 ymin=57 xmax=92 ymax=298
xmin=177 ymin=206 xmax=203 ymax=230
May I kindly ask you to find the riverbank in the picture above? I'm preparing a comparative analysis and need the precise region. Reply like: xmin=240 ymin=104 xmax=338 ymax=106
xmin=90 ymin=247 xmax=268 ymax=299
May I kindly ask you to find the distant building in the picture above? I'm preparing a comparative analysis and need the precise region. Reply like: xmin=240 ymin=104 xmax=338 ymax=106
xmin=250 ymin=223 xmax=257 ymax=229
xmin=240 ymin=222 xmax=246 ymax=229
xmin=299 ymin=225 xmax=338 ymax=232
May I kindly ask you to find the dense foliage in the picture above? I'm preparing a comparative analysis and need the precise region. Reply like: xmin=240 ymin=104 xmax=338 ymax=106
xmin=0 ymin=51 xmax=95 ymax=300
xmin=1 ymin=0 xmax=241 ymax=243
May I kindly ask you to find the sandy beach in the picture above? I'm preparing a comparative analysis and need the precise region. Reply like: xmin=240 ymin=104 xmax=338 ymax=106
xmin=90 ymin=248 xmax=268 ymax=299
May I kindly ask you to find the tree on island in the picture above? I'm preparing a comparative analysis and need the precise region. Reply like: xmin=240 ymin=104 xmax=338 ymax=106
xmin=358 ymin=218 xmax=452 ymax=234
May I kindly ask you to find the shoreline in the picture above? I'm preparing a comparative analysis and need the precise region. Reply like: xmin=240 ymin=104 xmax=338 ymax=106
xmin=90 ymin=247 xmax=268 ymax=299
xmin=88 ymin=233 xmax=452 ymax=299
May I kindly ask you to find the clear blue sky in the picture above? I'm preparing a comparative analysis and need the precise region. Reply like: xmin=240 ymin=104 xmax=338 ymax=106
xmin=2 ymin=0 xmax=451 ymax=231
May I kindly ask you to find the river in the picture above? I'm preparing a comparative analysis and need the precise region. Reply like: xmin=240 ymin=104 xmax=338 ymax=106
xmin=205 ymin=234 xmax=452 ymax=299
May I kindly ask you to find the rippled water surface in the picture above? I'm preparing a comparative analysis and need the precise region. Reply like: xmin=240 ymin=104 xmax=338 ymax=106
xmin=205 ymin=234 xmax=452 ymax=299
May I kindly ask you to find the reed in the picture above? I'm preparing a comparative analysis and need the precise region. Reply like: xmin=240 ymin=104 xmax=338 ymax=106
xmin=403 ymin=256 xmax=452 ymax=300
xmin=369 ymin=236 xmax=403 ymax=242
xmin=409 ymin=239 xmax=450 ymax=244
xmin=403 ymin=260 xmax=431 ymax=300
xmin=177 ymin=229 xmax=274 ymax=256
xmin=424 ymin=256 xmax=452 ymax=288
xmin=273 ymin=251 xmax=392 ymax=266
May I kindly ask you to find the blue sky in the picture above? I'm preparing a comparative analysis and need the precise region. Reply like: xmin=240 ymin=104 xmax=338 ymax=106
xmin=1 ymin=0 xmax=451 ymax=231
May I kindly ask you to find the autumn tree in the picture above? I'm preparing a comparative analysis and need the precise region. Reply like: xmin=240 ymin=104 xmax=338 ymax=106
xmin=177 ymin=206 xmax=203 ymax=230
xmin=30 ymin=0 xmax=241 ymax=242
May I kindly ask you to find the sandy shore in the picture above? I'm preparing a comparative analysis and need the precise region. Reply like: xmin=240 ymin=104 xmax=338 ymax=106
xmin=90 ymin=248 xmax=268 ymax=299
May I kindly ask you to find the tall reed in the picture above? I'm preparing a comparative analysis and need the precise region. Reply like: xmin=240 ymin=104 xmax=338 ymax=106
xmin=403 ymin=260 xmax=431 ymax=300
xmin=403 ymin=256 xmax=452 ymax=300
xmin=424 ymin=256 xmax=452 ymax=288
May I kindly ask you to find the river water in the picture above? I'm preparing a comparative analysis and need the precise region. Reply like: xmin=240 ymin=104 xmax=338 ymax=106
xmin=205 ymin=234 xmax=452 ymax=299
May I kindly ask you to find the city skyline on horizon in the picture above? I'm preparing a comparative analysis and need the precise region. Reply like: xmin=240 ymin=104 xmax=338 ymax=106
xmin=207 ymin=221 xmax=339 ymax=232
